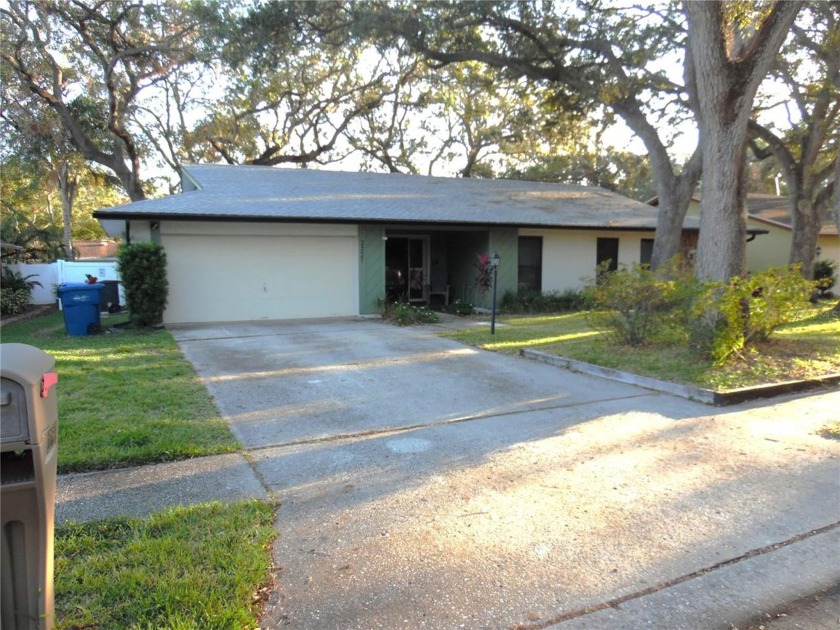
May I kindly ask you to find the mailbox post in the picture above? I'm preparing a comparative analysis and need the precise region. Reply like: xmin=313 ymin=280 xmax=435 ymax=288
xmin=1 ymin=343 xmax=59 ymax=630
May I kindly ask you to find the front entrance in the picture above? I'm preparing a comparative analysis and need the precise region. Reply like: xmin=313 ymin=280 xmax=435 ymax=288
xmin=386 ymin=236 xmax=428 ymax=303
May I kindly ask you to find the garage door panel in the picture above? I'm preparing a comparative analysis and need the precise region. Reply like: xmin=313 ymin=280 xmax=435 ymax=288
xmin=162 ymin=233 xmax=357 ymax=324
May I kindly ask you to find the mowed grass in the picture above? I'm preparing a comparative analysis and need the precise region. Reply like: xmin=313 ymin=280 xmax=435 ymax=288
xmin=55 ymin=500 xmax=277 ymax=630
xmin=1 ymin=311 xmax=239 ymax=473
xmin=444 ymin=305 xmax=840 ymax=390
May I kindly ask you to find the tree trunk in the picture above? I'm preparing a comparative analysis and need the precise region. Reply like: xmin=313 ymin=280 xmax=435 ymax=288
xmin=650 ymin=148 xmax=703 ymax=270
xmin=695 ymin=128 xmax=750 ymax=280
xmin=833 ymin=156 xmax=840 ymax=314
xmin=651 ymin=181 xmax=691 ymax=270
xmin=57 ymin=162 xmax=78 ymax=261
xmin=685 ymin=0 xmax=802 ymax=282
xmin=611 ymin=100 xmax=703 ymax=271
xmin=835 ymin=154 xmax=840 ymax=242
xmin=789 ymin=192 xmax=821 ymax=278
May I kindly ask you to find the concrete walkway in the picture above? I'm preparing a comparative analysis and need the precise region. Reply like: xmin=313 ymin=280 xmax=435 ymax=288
xmin=56 ymin=318 xmax=840 ymax=629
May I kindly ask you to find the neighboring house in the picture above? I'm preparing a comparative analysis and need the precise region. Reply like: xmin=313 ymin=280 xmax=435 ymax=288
xmin=94 ymin=164 xmax=721 ymax=326
xmin=651 ymin=193 xmax=840 ymax=273
xmin=742 ymin=194 xmax=839 ymax=272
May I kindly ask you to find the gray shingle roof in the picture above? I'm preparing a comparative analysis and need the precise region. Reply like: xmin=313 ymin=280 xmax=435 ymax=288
xmin=94 ymin=164 xmax=693 ymax=230
xmin=746 ymin=194 xmax=838 ymax=236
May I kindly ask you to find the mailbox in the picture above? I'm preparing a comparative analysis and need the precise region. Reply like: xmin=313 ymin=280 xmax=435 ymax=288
xmin=1 ymin=343 xmax=59 ymax=630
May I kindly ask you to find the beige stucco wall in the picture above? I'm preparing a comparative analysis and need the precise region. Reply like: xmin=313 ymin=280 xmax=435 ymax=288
xmin=746 ymin=220 xmax=790 ymax=271
xmin=819 ymin=234 xmax=840 ymax=267
xmin=159 ymin=221 xmax=359 ymax=325
xmin=519 ymin=228 xmax=654 ymax=292
xmin=746 ymin=218 xmax=840 ymax=272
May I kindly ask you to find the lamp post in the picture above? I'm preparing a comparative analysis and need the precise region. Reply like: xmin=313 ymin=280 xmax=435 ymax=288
xmin=489 ymin=252 xmax=500 ymax=335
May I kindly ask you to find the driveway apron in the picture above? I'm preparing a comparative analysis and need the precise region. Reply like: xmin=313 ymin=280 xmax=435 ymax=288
xmin=172 ymin=319 xmax=840 ymax=630
xmin=172 ymin=319 xmax=648 ymax=450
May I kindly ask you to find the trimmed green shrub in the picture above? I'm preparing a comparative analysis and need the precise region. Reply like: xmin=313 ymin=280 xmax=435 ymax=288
xmin=500 ymin=289 xmax=586 ymax=314
xmin=117 ymin=242 xmax=169 ymax=327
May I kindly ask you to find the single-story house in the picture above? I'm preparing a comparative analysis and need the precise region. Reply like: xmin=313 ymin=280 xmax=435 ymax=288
xmin=94 ymin=164 xmax=755 ymax=326
xmin=650 ymin=193 xmax=840 ymax=272
xmin=742 ymin=194 xmax=839 ymax=271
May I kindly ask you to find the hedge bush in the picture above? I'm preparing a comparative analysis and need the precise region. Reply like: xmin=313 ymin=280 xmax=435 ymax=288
xmin=500 ymin=289 xmax=586 ymax=314
xmin=117 ymin=242 xmax=169 ymax=327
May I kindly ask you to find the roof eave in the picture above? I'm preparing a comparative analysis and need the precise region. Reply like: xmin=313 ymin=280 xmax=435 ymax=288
xmin=92 ymin=211 xmax=678 ymax=232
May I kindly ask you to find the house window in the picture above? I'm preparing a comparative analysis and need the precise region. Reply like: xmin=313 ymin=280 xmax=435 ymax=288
xmin=640 ymin=239 xmax=654 ymax=266
xmin=596 ymin=238 xmax=619 ymax=272
xmin=518 ymin=236 xmax=542 ymax=293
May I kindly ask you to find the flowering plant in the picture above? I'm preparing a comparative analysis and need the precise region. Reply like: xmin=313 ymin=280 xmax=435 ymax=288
xmin=474 ymin=253 xmax=492 ymax=296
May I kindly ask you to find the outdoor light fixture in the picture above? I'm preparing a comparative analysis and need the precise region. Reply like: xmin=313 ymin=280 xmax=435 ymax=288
xmin=490 ymin=252 xmax=500 ymax=335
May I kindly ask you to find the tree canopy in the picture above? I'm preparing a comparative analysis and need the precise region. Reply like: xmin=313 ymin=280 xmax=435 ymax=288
xmin=1 ymin=0 xmax=827 ymax=282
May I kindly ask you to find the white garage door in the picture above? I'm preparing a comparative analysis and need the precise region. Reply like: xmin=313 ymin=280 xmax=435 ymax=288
xmin=161 ymin=222 xmax=358 ymax=324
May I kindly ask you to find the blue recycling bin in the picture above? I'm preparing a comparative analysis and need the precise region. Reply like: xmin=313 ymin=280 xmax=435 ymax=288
xmin=58 ymin=283 xmax=104 ymax=336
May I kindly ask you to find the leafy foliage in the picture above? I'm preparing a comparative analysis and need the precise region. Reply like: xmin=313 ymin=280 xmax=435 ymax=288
xmin=692 ymin=266 xmax=818 ymax=364
xmin=0 ymin=288 xmax=29 ymax=315
xmin=814 ymin=259 xmax=837 ymax=297
xmin=447 ymin=299 xmax=475 ymax=317
xmin=0 ymin=209 xmax=68 ymax=262
xmin=117 ymin=242 xmax=169 ymax=327
xmin=378 ymin=300 xmax=439 ymax=326
xmin=500 ymin=289 xmax=586 ymax=314
xmin=2 ymin=0 xmax=208 ymax=200
xmin=474 ymin=253 xmax=494 ymax=297
xmin=0 ymin=267 xmax=43 ymax=315
xmin=585 ymin=261 xmax=816 ymax=362
xmin=584 ymin=262 xmax=680 ymax=346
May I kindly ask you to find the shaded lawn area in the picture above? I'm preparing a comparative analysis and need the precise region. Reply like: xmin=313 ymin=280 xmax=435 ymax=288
xmin=443 ymin=306 xmax=840 ymax=391
xmin=55 ymin=500 xmax=276 ymax=630
xmin=1 ymin=311 xmax=239 ymax=473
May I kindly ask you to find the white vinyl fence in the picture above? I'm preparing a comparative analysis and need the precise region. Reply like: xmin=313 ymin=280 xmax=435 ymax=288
xmin=8 ymin=260 xmax=123 ymax=307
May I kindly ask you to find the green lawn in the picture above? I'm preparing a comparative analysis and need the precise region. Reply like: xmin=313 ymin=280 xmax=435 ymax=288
xmin=4 ymin=312 xmax=276 ymax=628
xmin=55 ymin=500 xmax=276 ymax=630
xmin=1 ymin=311 xmax=239 ymax=473
xmin=444 ymin=305 xmax=840 ymax=390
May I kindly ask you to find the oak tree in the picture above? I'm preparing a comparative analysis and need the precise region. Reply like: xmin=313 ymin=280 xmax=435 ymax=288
xmin=747 ymin=2 xmax=839 ymax=278
xmin=685 ymin=0 xmax=802 ymax=281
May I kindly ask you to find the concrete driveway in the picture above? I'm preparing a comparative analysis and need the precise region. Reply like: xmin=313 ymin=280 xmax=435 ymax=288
xmin=171 ymin=318 xmax=840 ymax=630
